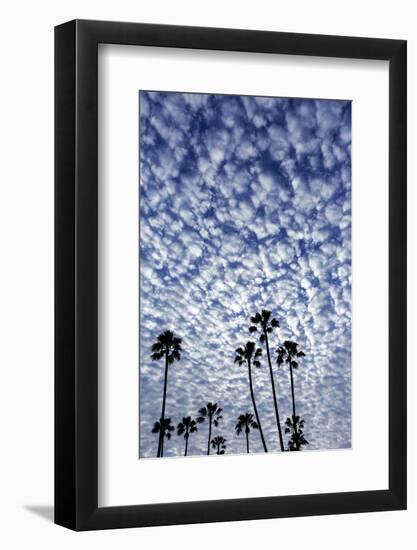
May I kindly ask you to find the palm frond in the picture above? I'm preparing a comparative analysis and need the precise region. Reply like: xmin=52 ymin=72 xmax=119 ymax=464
xmin=151 ymin=342 xmax=164 ymax=352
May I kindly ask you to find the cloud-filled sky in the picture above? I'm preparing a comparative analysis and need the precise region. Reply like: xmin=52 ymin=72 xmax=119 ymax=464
xmin=139 ymin=91 xmax=351 ymax=458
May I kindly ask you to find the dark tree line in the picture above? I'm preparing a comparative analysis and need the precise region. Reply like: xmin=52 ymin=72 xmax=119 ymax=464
xmin=149 ymin=309 xmax=309 ymax=457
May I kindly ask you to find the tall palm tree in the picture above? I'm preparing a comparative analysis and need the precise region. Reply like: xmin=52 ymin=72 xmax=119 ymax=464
xmin=276 ymin=340 xmax=306 ymax=450
xmin=249 ymin=310 xmax=284 ymax=451
xmin=235 ymin=413 xmax=259 ymax=454
xmin=197 ymin=402 xmax=223 ymax=455
xmin=177 ymin=416 xmax=198 ymax=456
xmin=151 ymin=418 xmax=174 ymax=457
xmin=234 ymin=342 xmax=268 ymax=452
xmin=211 ymin=436 xmax=227 ymax=455
xmin=151 ymin=330 xmax=182 ymax=457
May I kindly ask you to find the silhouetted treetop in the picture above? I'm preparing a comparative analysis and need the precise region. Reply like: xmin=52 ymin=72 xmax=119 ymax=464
xmin=177 ymin=416 xmax=198 ymax=438
xmin=151 ymin=330 xmax=182 ymax=363
xmin=211 ymin=436 xmax=227 ymax=455
xmin=249 ymin=309 xmax=279 ymax=342
xmin=285 ymin=415 xmax=309 ymax=451
xmin=197 ymin=402 xmax=223 ymax=427
xmin=276 ymin=340 xmax=306 ymax=369
xmin=234 ymin=341 xmax=262 ymax=368
xmin=235 ymin=413 xmax=259 ymax=435
xmin=152 ymin=418 xmax=175 ymax=440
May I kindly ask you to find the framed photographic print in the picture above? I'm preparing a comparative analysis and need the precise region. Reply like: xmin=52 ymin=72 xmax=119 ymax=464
xmin=55 ymin=20 xmax=406 ymax=530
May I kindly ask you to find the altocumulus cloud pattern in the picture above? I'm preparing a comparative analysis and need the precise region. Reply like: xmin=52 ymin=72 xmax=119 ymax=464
xmin=139 ymin=91 xmax=351 ymax=458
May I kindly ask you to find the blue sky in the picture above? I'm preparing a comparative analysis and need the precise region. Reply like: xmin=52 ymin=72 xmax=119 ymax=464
xmin=139 ymin=91 xmax=351 ymax=458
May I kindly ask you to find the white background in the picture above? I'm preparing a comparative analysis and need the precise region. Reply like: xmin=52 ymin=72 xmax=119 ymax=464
xmin=99 ymin=46 xmax=388 ymax=506
xmin=0 ymin=1 xmax=415 ymax=549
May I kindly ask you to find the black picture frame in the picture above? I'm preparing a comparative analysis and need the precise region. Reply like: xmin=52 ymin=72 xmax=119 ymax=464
xmin=55 ymin=19 xmax=407 ymax=531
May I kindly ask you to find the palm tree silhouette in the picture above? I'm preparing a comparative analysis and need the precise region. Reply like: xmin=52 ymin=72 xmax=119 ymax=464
xmin=211 ymin=436 xmax=227 ymax=455
xmin=249 ymin=310 xmax=284 ymax=451
xmin=234 ymin=342 xmax=268 ymax=452
xmin=177 ymin=416 xmax=198 ymax=456
xmin=151 ymin=418 xmax=174 ymax=457
xmin=235 ymin=412 xmax=259 ymax=454
xmin=151 ymin=330 xmax=182 ymax=457
xmin=284 ymin=416 xmax=309 ymax=451
xmin=276 ymin=340 xmax=306 ymax=450
xmin=197 ymin=402 xmax=223 ymax=455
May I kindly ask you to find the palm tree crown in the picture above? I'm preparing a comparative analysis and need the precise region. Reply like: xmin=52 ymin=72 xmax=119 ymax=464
xmin=235 ymin=413 xmax=258 ymax=435
xmin=197 ymin=402 xmax=223 ymax=427
xmin=234 ymin=341 xmax=262 ymax=368
xmin=177 ymin=416 xmax=198 ymax=457
xmin=151 ymin=330 xmax=182 ymax=363
xmin=276 ymin=340 xmax=305 ymax=369
xmin=211 ymin=436 xmax=227 ymax=455
xmin=177 ymin=416 xmax=198 ymax=438
xmin=249 ymin=309 xmax=279 ymax=341
xmin=235 ymin=412 xmax=258 ymax=453
xmin=152 ymin=417 xmax=175 ymax=439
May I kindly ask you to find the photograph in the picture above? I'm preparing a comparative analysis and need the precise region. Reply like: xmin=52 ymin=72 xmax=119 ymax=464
xmin=138 ymin=91 xmax=352 ymax=458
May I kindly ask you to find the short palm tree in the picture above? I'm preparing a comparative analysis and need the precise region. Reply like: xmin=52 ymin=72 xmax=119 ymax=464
xmin=177 ymin=416 xmax=198 ymax=456
xmin=235 ymin=413 xmax=259 ymax=454
xmin=276 ymin=340 xmax=306 ymax=451
xmin=211 ymin=436 xmax=227 ymax=455
xmin=284 ymin=416 xmax=309 ymax=451
xmin=249 ymin=310 xmax=284 ymax=451
xmin=197 ymin=402 xmax=223 ymax=455
xmin=151 ymin=330 xmax=182 ymax=457
xmin=151 ymin=418 xmax=174 ymax=457
xmin=234 ymin=342 xmax=268 ymax=452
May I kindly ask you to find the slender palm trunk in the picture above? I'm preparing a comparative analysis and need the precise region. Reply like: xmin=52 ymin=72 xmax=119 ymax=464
xmin=184 ymin=433 xmax=189 ymax=456
xmin=247 ymin=359 xmax=268 ymax=452
xmin=264 ymin=330 xmax=284 ymax=451
xmin=207 ymin=417 xmax=212 ymax=455
xmin=157 ymin=350 xmax=169 ymax=458
xmin=246 ymin=431 xmax=250 ymax=454
xmin=289 ymin=363 xmax=299 ymax=450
